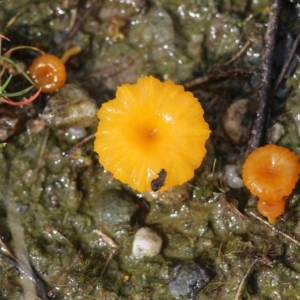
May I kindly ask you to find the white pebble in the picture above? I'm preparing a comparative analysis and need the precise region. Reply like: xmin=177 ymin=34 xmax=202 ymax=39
xmin=65 ymin=127 xmax=87 ymax=140
xmin=132 ymin=227 xmax=162 ymax=258
xmin=293 ymin=111 xmax=300 ymax=138
xmin=225 ymin=164 xmax=244 ymax=189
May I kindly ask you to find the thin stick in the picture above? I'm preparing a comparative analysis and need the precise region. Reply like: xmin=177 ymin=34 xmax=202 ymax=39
xmin=101 ymin=251 xmax=116 ymax=276
xmin=0 ymin=46 xmax=45 ymax=80
xmin=0 ymin=237 xmax=18 ymax=260
xmin=94 ymin=229 xmax=118 ymax=249
xmin=94 ymin=229 xmax=119 ymax=275
xmin=272 ymin=32 xmax=300 ymax=95
xmin=64 ymin=133 xmax=95 ymax=155
xmin=4 ymin=45 xmax=45 ymax=58
xmin=2 ymin=191 xmax=39 ymax=299
xmin=5 ymin=12 xmax=20 ymax=29
xmin=32 ymin=128 xmax=50 ymax=188
xmin=184 ymin=40 xmax=251 ymax=89
xmin=183 ymin=75 xmax=209 ymax=89
xmin=234 ymin=258 xmax=260 ymax=300
xmin=59 ymin=0 xmax=103 ymax=50
xmin=0 ymin=34 xmax=2 ymax=87
xmin=225 ymin=40 xmax=252 ymax=66
xmin=246 ymin=0 xmax=281 ymax=156
xmin=249 ymin=211 xmax=300 ymax=247
xmin=0 ymin=239 xmax=48 ymax=300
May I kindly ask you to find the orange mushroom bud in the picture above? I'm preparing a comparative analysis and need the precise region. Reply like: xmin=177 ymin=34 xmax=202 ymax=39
xmin=29 ymin=47 xmax=81 ymax=94
xmin=29 ymin=54 xmax=66 ymax=94
xmin=242 ymin=144 xmax=300 ymax=222
xmin=94 ymin=76 xmax=211 ymax=193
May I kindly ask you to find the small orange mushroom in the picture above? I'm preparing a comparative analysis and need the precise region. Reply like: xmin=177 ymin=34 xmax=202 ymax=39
xmin=28 ymin=46 xmax=81 ymax=94
xmin=94 ymin=76 xmax=211 ymax=193
xmin=29 ymin=54 xmax=67 ymax=94
xmin=242 ymin=144 xmax=300 ymax=223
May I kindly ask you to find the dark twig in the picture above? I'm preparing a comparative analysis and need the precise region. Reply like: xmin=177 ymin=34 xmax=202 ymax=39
xmin=246 ymin=0 xmax=281 ymax=156
xmin=225 ymin=40 xmax=252 ymax=66
xmin=234 ymin=258 xmax=260 ymax=300
xmin=3 ymin=161 xmax=49 ymax=299
xmin=59 ymin=0 xmax=103 ymax=50
xmin=184 ymin=41 xmax=251 ymax=90
xmin=64 ymin=133 xmax=95 ymax=155
xmin=249 ymin=211 xmax=300 ymax=247
xmin=183 ymin=74 xmax=209 ymax=89
xmin=272 ymin=32 xmax=300 ymax=95
xmin=31 ymin=127 xmax=49 ymax=189
xmin=0 ymin=238 xmax=50 ymax=300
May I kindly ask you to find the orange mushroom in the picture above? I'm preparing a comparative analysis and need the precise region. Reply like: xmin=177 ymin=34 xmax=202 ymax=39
xmin=94 ymin=76 xmax=211 ymax=193
xmin=242 ymin=144 xmax=300 ymax=223
xmin=29 ymin=54 xmax=66 ymax=94
xmin=28 ymin=46 xmax=81 ymax=94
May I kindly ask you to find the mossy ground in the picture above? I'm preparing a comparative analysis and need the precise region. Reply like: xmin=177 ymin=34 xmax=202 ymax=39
xmin=1 ymin=0 xmax=300 ymax=299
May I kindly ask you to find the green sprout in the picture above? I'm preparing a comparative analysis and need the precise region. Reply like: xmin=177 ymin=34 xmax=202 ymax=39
xmin=212 ymin=159 xmax=226 ymax=193
xmin=0 ymin=34 xmax=41 ymax=106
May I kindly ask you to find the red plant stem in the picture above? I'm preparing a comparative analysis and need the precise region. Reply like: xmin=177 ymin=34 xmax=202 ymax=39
xmin=0 ymin=34 xmax=10 ymax=41
xmin=0 ymin=88 xmax=41 ymax=106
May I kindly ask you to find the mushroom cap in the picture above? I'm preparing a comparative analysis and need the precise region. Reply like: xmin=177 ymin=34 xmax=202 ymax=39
xmin=242 ymin=144 xmax=300 ymax=201
xmin=94 ymin=76 xmax=211 ymax=192
xmin=29 ymin=54 xmax=66 ymax=94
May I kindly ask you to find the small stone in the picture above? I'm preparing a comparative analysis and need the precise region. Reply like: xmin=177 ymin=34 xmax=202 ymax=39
xmin=144 ymin=184 xmax=191 ymax=205
xmin=169 ymin=261 xmax=211 ymax=298
xmin=41 ymin=83 xmax=98 ymax=129
xmin=267 ymin=122 xmax=285 ymax=144
xmin=65 ymin=127 xmax=87 ymax=140
xmin=134 ymin=7 xmax=175 ymax=48
xmin=92 ymin=190 xmax=138 ymax=227
xmin=222 ymin=98 xmax=255 ymax=145
xmin=224 ymin=164 xmax=244 ymax=189
xmin=132 ymin=227 xmax=163 ymax=258
xmin=0 ymin=109 xmax=25 ymax=142
xmin=27 ymin=117 xmax=46 ymax=134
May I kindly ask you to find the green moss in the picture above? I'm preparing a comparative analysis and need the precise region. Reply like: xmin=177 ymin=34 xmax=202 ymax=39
xmin=1 ymin=0 xmax=300 ymax=299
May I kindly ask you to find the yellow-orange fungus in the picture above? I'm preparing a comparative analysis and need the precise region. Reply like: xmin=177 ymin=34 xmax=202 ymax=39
xmin=242 ymin=144 xmax=300 ymax=201
xmin=60 ymin=45 xmax=82 ymax=64
xmin=94 ymin=76 xmax=211 ymax=193
xmin=29 ymin=54 xmax=67 ymax=93
xmin=242 ymin=144 xmax=300 ymax=222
